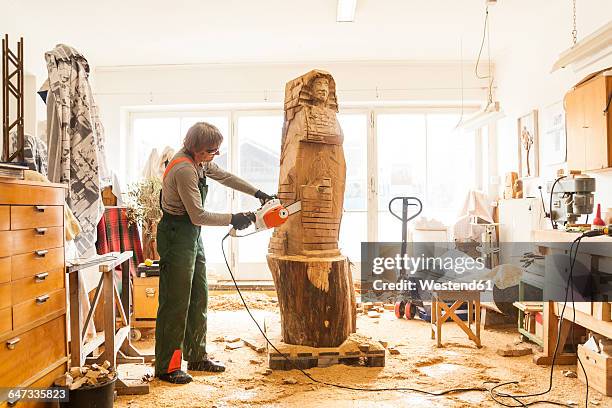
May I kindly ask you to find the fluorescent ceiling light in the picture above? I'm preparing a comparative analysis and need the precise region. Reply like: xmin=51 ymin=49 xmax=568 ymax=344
xmin=552 ymin=21 xmax=612 ymax=72
xmin=460 ymin=101 xmax=505 ymax=131
xmin=337 ymin=0 xmax=357 ymax=22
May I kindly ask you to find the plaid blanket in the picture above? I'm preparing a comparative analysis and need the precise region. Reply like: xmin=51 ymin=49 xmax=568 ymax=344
xmin=96 ymin=207 xmax=144 ymax=276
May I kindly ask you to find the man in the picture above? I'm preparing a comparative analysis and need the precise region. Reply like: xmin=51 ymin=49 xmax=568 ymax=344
xmin=155 ymin=122 xmax=272 ymax=384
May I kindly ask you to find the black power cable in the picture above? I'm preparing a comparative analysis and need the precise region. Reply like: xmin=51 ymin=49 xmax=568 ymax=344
xmin=220 ymin=232 xmax=593 ymax=406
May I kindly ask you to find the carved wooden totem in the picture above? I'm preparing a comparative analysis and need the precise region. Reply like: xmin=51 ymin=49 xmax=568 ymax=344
xmin=267 ymin=70 xmax=356 ymax=348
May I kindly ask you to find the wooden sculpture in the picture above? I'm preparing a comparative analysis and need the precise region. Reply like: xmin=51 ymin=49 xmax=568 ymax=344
xmin=267 ymin=70 xmax=356 ymax=348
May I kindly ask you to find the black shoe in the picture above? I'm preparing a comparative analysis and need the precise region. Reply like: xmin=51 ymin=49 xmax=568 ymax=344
xmin=157 ymin=370 xmax=193 ymax=384
xmin=188 ymin=359 xmax=226 ymax=372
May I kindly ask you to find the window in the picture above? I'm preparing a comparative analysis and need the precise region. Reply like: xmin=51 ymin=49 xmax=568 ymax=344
xmin=338 ymin=113 xmax=368 ymax=260
xmin=377 ymin=112 xmax=477 ymax=241
xmin=235 ymin=114 xmax=283 ymax=279
xmin=128 ymin=108 xmax=479 ymax=281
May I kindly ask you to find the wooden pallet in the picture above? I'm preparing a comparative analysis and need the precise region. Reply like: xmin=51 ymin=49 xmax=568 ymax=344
xmin=264 ymin=317 xmax=385 ymax=370
xmin=268 ymin=348 xmax=385 ymax=370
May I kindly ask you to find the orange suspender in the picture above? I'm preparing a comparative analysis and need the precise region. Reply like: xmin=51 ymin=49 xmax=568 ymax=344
xmin=162 ymin=156 xmax=195 ymax=180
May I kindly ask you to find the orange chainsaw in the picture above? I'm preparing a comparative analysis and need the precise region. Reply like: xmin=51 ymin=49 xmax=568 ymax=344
xmin=229 ymin=198 xmax=301 ymax=237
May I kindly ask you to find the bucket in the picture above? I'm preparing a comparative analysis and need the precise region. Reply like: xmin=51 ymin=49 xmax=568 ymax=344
xmin=59 ymin=377 xmax=116 ymax=408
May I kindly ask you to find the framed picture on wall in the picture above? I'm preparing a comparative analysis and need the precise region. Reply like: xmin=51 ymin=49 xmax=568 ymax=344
xmin=518 ymin=110 xmax=539 ymax=178
xmin=541 ymin=101 xmax=566 ymax=165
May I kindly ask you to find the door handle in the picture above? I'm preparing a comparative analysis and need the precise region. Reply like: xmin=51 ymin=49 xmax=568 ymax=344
xmin=6 ymin=337 xmax=20 ymax=350
xmin=35 ymin=206 xmax=46 ymax=212
xmin=35 ymin=228 xmax=47 ymax=235
xmin=36 ymin=294 xmax=50 ymax=304
xmin=34 ymin=272 xmax=49 ymax=282
xmin=35 ymin=250 xmax=48 ymax=257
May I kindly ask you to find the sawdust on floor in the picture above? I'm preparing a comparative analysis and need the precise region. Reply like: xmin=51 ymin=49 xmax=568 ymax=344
xmin=208 ymin=292 xmax=279 ymax=312
xmin=117 ymin=298 xmax=610 ymax=408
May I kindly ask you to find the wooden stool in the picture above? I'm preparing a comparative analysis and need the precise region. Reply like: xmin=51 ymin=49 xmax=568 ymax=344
xmin=430 ymin=289 xmax=482 ymax=348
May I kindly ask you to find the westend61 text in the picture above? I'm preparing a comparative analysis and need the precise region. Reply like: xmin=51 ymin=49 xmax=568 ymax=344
xmin=371 ymin=279 xmax=493 ymax=292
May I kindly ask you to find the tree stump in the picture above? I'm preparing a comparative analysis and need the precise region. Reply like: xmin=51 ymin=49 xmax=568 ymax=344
xmin=267 ymin=255 xmax=356 ymax=347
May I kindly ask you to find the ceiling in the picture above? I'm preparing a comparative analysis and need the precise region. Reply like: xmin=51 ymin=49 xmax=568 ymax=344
xmin=1 ymin=0 xmax=611 ymax=78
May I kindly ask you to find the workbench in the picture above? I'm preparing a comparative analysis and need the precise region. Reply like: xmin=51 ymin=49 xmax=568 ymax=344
xmin=531 ymin=230 xmax=612 ymax=366
xmin=66 ymin=251 xmax=153 ymax=395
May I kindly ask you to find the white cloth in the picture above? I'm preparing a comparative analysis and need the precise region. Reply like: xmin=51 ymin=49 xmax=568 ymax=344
xmin=452 ymin=190 xmax=494 ymax=241
xmin=141 ymin=146 xmax=175 ymax=180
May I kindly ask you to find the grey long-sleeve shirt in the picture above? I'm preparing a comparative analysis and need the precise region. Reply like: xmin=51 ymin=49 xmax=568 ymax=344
xmin=161 ymin=149 xmax=258 ymax=226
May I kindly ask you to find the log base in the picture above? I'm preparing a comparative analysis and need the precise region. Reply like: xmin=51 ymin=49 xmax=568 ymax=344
xmin=264 ymin=316 xmax=385 ymax=370
xmin=267 ymin=254 xmax=356 ymax=347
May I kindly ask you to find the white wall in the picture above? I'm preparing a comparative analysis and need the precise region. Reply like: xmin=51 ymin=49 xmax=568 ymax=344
xmin=494 ymin=13 xmax=612 ymax=221
xmin=92 ymin=61 xmax=489 ymax=180
xmin=0 ymin=72 xmax=38 ymax=158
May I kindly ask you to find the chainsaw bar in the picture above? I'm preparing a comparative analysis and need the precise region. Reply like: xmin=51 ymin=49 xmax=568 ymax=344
xmin=285 ymin=201 xmax=301 ymax=215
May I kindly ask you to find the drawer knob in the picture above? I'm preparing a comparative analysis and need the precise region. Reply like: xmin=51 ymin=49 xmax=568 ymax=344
xmin=35 ymin=227 xmax=47 ymax=235
xmin=35 ymin=206 xmax=46 ymax=212
xmin=36 ymin=294 xmax=50 ymax=304
xmin=35 ymin=250 xmax=48 ymax=257
xmin=145 ymin=288 xmax=156 ymax=297
xmin=6 ymin=337 xmax=20 ymax=350
xmin=34 ymin=272 xmax=49 ymax=282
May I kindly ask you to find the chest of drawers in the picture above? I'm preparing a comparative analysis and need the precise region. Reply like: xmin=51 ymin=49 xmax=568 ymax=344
xmin=0 ymin=179 xmax=68 ymax=407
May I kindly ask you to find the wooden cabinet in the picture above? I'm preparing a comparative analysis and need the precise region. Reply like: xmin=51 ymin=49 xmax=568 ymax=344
xmin=0 ymin=179 xmax=68 ymax=407
xmin=564 ymin=73 xmax=612 ymax=171
xmin=134 ymin=276 xmax=159 ymax=319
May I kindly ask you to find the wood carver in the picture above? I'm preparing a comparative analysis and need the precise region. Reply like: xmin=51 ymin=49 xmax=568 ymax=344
xmin=267 ymin=70 xmax=356 ymax=348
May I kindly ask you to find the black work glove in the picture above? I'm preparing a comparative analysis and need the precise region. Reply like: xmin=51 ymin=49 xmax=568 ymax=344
xmin=255 ymin=190 xmax=274 ymax=205
xmin=231 ymin=212 xmax=255 ymax=230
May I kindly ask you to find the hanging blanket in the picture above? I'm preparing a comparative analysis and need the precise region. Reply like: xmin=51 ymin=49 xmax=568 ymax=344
xmin=96 ymin=207 xmax=144 ymax=277
xmin=45 ymin=44 xmax=110 ymax=255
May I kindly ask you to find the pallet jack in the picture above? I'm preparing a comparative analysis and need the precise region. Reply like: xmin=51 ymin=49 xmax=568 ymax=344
xmin=388 ymin=196 xmax=424 ymax=320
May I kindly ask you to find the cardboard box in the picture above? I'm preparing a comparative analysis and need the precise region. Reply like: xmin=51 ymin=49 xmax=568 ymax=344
xmin=577 ymin=344 xmax=612 ymax=396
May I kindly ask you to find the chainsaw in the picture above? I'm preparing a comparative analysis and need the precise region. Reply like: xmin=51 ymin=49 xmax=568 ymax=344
xmin=229 ymin=198 xmax=301 ymax=237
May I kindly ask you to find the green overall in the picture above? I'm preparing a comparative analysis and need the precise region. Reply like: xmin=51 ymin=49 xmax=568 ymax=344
xmin=155 ymin=175 xmax=209 ymax=375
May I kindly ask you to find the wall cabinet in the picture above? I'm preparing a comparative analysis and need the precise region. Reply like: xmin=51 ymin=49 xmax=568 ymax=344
xmin=564 ymin=73 xmax=612 ymax=171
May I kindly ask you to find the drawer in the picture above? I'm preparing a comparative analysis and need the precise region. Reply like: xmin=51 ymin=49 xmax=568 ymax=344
xmin=0 ymin=206 xmax=8 ymax=230
xmin=0 ymin=316 xmax=66 ymax=390
xmin=134 ymin=282 xmax=159 ymax=319
xmin=0 ymin=184 xmax=64 ymax=206
xmin=11 ymin=247 xmax=64 ymax=281
xmin=11 ymin=227 xmax=63 ymax=255
xmin=11 ymin=268 xmax=64 ymax=305
xmin=0 ymin=231 xmax=12 ymax=257
xmin=0 ymin=283 xmax=10 ymax=309
xmin=3 ymin=362 xmax=68 ymax=408
xmin=10 ymin=206 xmax=63 ymax=230
xmin=12 ymin=289 xmax=65 ymax=331
xmin=0 ymin=257 xmax=10 ymax=284
xmin=0 ymin=307 xmax=10 ymax=336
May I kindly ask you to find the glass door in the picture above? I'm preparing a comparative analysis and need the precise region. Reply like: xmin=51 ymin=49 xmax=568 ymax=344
xmin=376 ymin=113 xmax=427 ymax=242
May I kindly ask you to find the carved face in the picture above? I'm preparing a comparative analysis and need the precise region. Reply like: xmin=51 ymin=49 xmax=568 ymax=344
xmin=312 ymin=77 xmax=329 ymax=104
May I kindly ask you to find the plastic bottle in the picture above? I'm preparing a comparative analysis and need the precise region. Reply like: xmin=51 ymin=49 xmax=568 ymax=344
xmin=592 ymin=203 xmax=606 ymax=231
